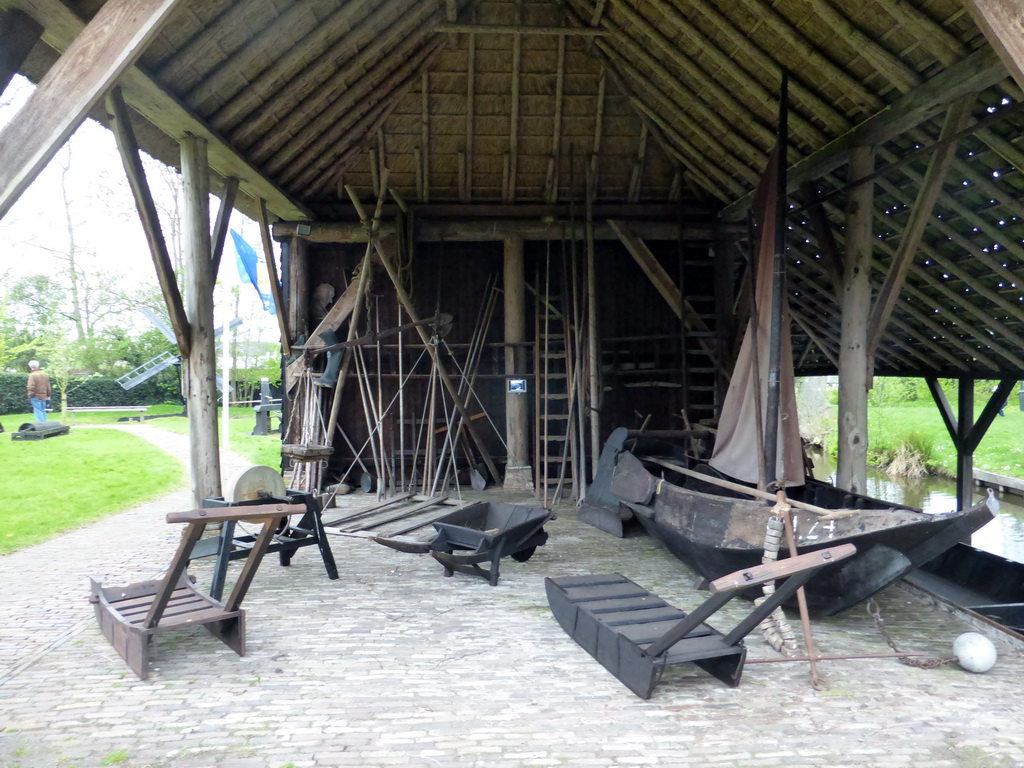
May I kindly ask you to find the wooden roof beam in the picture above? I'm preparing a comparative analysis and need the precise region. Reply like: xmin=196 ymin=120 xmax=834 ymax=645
xmin=0 ymin=0 xmax=187 ymax=220
xmin=867 ymin=97 xmax=975 ymax=357
xmin=588 ymin=72 xmax=605 ymax=200
xmin=967 ymin=0 xmax=1024 ymax=93
xmin=0 ymin=0 xmax=309 ymax=221
xmin=247 ymin=3 xmax=440 ymax=165
xmin=627 ymin=124 xmax=648 ymax=204
xmin=435 ymin=23 xmax=607 ymax=35
xmin=721 ymin=46 xmax=1007 ymax=221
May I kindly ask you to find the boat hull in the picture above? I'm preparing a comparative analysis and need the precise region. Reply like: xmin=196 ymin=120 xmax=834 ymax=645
xmin=611 ymin=452 xmax=994 ymax=616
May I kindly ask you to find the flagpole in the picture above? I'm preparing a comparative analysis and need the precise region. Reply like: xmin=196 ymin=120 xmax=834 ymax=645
xmin=221 ymin=287 xmax=231 ymax=452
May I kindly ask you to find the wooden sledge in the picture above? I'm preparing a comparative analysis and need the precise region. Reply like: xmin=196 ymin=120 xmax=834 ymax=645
xmin=545 ymin=543 xmax=855 ymax=698
xmin=89 ymin=502 xmax=305 ymax=680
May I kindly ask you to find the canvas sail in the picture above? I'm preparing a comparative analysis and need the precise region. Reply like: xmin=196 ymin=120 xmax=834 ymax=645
xmin=709 ymin=148 xmax=804 ymax=488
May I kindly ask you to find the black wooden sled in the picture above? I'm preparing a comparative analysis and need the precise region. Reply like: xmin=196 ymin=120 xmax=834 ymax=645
xmin=545 ymin=543 xmax=855 ymax=699
xmin=89 ymin=501 xmax=305 ymax=680
xmin=375 ymin=501 xmax=555 ymax=585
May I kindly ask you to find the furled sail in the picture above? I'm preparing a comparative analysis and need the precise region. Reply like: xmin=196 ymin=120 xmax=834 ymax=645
xmin=709 ymin=147 xmax=804 ymax=488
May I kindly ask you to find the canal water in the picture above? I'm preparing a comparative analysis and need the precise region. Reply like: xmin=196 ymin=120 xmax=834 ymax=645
xmin=808 ymin=451 xmax=1024 ymax=563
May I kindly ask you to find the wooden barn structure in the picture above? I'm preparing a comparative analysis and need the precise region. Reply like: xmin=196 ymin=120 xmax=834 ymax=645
xmin=2 ymin=0 xmax=1024 ymax=512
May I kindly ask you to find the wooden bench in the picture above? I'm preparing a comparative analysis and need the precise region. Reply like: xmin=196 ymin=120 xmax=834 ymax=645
xmin=68 ymin=405 xmax=149 ymax=423
xmin=89 ymin=501 xmax=306 ymax=680
xmin=545 ymin=544 xmax=856 ymax=698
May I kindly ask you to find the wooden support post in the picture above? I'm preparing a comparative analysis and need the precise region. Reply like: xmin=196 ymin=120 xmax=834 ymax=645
xmin=0 ymin=8 xmax=42 ymax=95
xmin=967 ymin=0 xmax=1024 ymax=93
xmin=504 ymin=233 xmax=533 ymax=490
xmin=106 ymin=86 xmax=191 ymax=358
xmin=465 ymin=31 xmax=475 ymax=203
xmin=287 ymin=235 xmax=310 ymax=342
xmin=0 ymin=0 xmax=185 ymax=220
xmin=421 ymin=71 xmax=430 ymax=203
xmin=836 ymin=146 xmax=874 ymax=495
xmin=181 ymin=136 xmax=221 ymax=506
xmin=548 ymin=34 xmax=565 ymax=204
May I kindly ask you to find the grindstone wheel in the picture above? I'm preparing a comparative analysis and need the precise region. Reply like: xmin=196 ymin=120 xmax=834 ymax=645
xmin=224 ymin=464 xmax=287 ymax=503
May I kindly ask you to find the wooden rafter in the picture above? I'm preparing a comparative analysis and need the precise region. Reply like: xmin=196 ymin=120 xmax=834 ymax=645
xmin=506 ymin=30 xmax=521 ymax=203
xmin=0 ymin=0 xmax=186 ymax=220
xmin=546 ymin=33 xmax=565 ymax=204
xmin=588 ymin=72 xmax=605 ymax=200
xmin=422 ymin=69 xmax=431 ymax=203
xmin=464 ymin=31 xmax=475 ymax=203
xmin=106 ymin=86 xmax=190 ymax=358
xmin=627 ymin=123 xmax=648 ymax=203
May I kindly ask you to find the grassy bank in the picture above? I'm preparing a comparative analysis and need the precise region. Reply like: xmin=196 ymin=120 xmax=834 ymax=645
xmin=821 ymin=403 xmax=1024 ymax=479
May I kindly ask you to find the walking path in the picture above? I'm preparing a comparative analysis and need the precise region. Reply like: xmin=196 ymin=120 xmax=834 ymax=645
xmin=1 ymin=426 xmax=1023 ymax=767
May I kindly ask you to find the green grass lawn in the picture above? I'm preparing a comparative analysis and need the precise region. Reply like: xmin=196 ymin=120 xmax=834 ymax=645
xmin=0 ymin=404 xmax=283 ymax=554
xmin=826 ymin=403 xmax=1024 ymax=479
xmin=0 ymin=427 xmax=183 ymax=554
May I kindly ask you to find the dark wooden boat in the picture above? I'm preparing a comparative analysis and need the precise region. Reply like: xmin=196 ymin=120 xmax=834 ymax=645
xmin=905 ymin=541 xmax=1024 ymax=637
xmin=603 ymin=441 xmax=993 ymax=617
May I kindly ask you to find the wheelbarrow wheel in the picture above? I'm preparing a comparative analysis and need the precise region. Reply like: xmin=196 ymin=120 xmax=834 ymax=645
xmin=511 ymin=546 xmax=536 ymax=563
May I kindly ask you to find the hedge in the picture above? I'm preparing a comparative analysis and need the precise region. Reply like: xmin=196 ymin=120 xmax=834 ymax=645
xmin=0 ymin=373 xmax=176 ymax=415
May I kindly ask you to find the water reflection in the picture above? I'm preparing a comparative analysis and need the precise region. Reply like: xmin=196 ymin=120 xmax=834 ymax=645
xmin=808 ymin=451 xmax=1024 ymax=563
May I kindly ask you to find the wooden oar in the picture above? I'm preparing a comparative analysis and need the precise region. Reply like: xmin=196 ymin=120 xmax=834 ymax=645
xmin=644 ymin=457 xmax=859 ymax=519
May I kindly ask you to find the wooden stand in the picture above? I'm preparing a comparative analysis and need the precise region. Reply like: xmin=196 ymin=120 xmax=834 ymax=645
xmin=89 ymin=502 xmax=305 ymax=679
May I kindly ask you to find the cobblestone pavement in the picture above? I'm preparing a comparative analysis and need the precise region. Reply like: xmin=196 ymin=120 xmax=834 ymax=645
xmin=2 ymin=428 xmax=1023 ymax=767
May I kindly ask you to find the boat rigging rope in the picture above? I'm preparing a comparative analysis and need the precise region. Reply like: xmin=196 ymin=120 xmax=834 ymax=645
xmin=866 ymin=598 xmax=955 ymax=669
xmin=757 ymin=514 xmax=799 ymax=656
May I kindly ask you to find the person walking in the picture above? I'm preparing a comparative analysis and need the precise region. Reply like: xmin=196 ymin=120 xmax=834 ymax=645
xmin=27 ymin=360 xmax=51 ymax=422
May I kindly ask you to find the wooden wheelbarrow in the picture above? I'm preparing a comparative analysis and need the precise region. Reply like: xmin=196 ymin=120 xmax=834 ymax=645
xmin=374 ymin=501 xmax=555 ymax=585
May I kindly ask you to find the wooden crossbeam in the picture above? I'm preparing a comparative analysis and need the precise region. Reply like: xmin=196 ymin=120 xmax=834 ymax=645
xmin=435 ymin=23 xmax=607 ymax=35
xmin=106 ymin=86 xmax=190 ymax=358
xmin=0 ymin=0 xmax=185 ymax=221
xmin=210 ymin=176 xmax=239 ymax=279
xmin=968 ymin=0 xmax=1024 ymax=93
xmin=720 ymin=46 xmax=1006 ymax=221
xmin=608 ymin=219 xmax=717 ymax=365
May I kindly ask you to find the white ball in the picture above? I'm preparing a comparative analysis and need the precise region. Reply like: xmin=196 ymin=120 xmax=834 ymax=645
xmin=952 ymin=632 xmax=997 ymax=673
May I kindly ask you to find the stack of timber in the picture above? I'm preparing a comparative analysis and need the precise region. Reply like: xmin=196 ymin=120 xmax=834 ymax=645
xmin=321 ymin=493 xmax=462 ymax=546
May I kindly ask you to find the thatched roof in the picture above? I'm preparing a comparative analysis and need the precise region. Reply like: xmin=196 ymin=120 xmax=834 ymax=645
xmin=6 ymin=0 xmax=1024 ymax=377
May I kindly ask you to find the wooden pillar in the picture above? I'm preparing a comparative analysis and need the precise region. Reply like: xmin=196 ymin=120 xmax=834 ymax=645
xmin=287 ymin=235 xmax=310 ymax=341
xmin=0 ymin=9 xmax=42 ymax=95
xmin=956 ymin=378 xmax=975 ymax=511
xmin=181 ymin=136 xmax=221 ymax=506
xmin=586 ymin=189 xmax=601 ymax=478
xmin=837 ymin=146 xmax=874 ymax=494
xmin=503 ymin=233 xmax=533 ymax=490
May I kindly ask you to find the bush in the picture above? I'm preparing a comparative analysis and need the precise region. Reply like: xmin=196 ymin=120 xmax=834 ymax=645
xmin=0 ymin=372 xmax=172 ymax=415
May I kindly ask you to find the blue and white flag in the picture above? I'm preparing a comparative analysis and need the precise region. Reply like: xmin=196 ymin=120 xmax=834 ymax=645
xmin=231 ymin=229 xmax=276 ymax=314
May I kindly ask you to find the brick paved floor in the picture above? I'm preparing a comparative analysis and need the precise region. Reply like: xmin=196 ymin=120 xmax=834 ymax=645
xmin=1 ymin=426 xmax=1022 ymax=767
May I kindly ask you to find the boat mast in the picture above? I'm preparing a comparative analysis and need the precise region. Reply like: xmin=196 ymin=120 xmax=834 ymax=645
xmin=762 ymin=73 xmax=788 ymax=489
